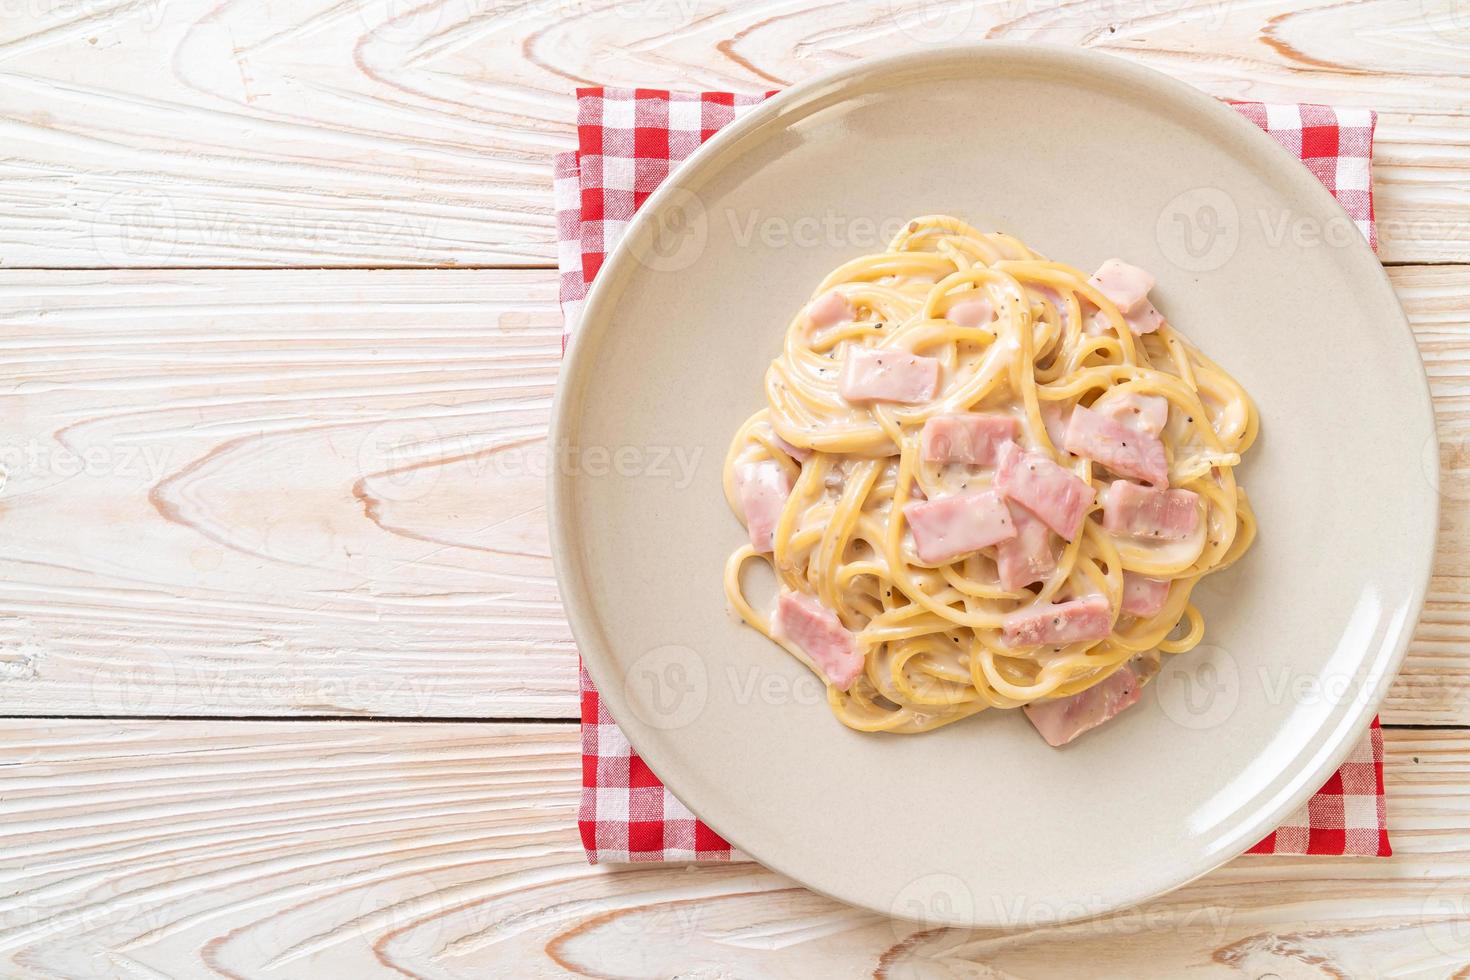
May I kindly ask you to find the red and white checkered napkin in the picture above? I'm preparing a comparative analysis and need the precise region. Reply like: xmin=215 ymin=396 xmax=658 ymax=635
xmin=555 ymin=88 xmax=1389 ymax=862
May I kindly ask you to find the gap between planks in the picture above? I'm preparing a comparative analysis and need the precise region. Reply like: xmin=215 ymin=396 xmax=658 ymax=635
xmin=0 ymin=714 xmax=579 ymax=723
xmin=0 ymin=262 xmax=1451 ymax=272
xmin=0 ymin=713 xmax=1462 ymax=733
xmin=0 ymin=263 xmax=565 ymax=272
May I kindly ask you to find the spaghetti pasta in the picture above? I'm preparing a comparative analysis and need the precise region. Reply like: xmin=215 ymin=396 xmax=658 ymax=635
xmin=723 ymin=215 xmax=1257 ymax=740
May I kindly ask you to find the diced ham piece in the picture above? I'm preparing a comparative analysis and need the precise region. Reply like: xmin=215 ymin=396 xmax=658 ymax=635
xmin=1031 ymin=285 xmax=1072 ymax=326
xmin=839 ymin=347 xmax=941 ymax=405
xmin=1064 ymin=404 xmax=1169 ymax=487
xmin=735 ymin=460 xmax=791 ymax=553
xmin=947 ymin=297 xmax=993 ymax=327
xmin=808 ymin=290 xmax=852 ymax=328
xmin=920 ymin=413 xmax=1019 ymax=465
xmin=904 ymin=489 xmax=1016 ymax=565
xmin=995 ymin=505 xmax=1057 ymax=592
xmin=1121 ymin=572 xmax=1170 ymax=617
xmin=774 ymin=592 xmax=864 ymax=690
xmin=1023 ymin=656 xmax=1158 ymax=747
xmin=1040 ymin=401 xmax=1071 ymax=448
xmin=771 ymin=432 xmax=811 ymax=462
xmin=1088 ymin=302 xmax=1165 ymax=337
xmin=1088 ymin=259 xmax=1155 ymax=314
xmin=994 ymin=441 xmax=1095 ymax=541
xmin=1103 ymin=480 xmax=1200 ymax=541
xmin=1096 ymin=392 xmax=1168 ymax=437
xmin=1125 ymin=299 xmax=1165 ymax=336
xmin=1002 ymin=594 xmax=1113 ymax=648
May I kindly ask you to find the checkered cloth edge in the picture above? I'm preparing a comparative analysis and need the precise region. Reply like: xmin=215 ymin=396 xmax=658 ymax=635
xmin=1246 ymin=716 xmax=1389 ymax=856
xmin=579 ymin=665 xmax=737 ymax=861
xmin=555 ymin=89 xmax=1387 ymax=863
xmin=551 ymin=151 xmax=586 ymax=347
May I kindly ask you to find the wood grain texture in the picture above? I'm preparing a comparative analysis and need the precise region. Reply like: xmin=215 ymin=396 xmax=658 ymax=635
xmin=0 ymin=269 xmax=574 ymax=718
xmin=0 ymin=720 xmax=1465 ymax=978
xmin=0 ymin=265 xmax=1467 ymax=722
xmin=1 ymin=0 xmax=1468 ymax=268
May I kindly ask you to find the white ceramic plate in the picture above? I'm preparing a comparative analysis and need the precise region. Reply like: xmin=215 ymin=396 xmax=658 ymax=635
xmin=550 ymin=44 xmax=1436 ymax=925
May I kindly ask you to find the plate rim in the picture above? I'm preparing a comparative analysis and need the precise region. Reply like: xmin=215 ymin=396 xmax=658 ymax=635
xmin=548 ymin=41 xmax=1438 ymax=924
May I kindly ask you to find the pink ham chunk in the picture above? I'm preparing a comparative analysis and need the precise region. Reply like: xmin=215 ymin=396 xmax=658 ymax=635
xmin=839 ymin=347 xmax=941 ymax=404
xmin=1064 ymin=404 xmax=1169 ymax=487
xmin=735 ymin=460 xmax=792 ymax=553
xmin=1031 ymin=285 xmax=1073 ymax=327
xmin=774 ymin=591 xmax=864 ymax=690
xmin=994 ymin=441 xmax=1095 ymax=541
xmin=1088 ymin=258 xmax=1155 ymax=314
xmin=1121 ymin=572 xmax=1170 ymax=617
xmin=1087 ymin=302 xmax=1165 ymax=337
xmin=904 ymin=489 xmax=1016 ymax=565
xmin=995 ymin=505 xmax=1057 ymax=592
xmin=1023 ymin=656 xmax=1158 ymax=747
xmin=947 ymin=296 xmax=993 ymax=327
xmin=1103 ymin=480 xmax=1200 ymax=541
xmin=1097 ymin=392 xmax=1168 ymax=437
xmin=1002 ymin=594 xmax=1113 ymax=648
xmin=1040 ymin=401 xmax=1071 ymax=448
xmin=771 ymin=432 xmax=811 ymax=462
xmin=920 ymin=413 xmax=1019 ymax=465
xmin=1124 ymin=299 xmax=1165 ymax=336
xmin=808 ymin=290 xmax=852 ymax=328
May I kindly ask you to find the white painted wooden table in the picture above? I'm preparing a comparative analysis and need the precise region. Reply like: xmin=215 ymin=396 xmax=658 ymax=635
xmin=2 ymin=2 xmax=1469 ymax=977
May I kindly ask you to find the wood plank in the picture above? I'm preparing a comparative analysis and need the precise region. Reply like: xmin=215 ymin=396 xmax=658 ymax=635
xmin=0 ymin=266 xmax=1465 ymax=722
xmin=1 ymin=0 xmax=1467 ymax=267
xmin=0 ymin=720 xmax=1466 ymax=978
xmin=0 ymin=270 xmax=574 ymax=718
